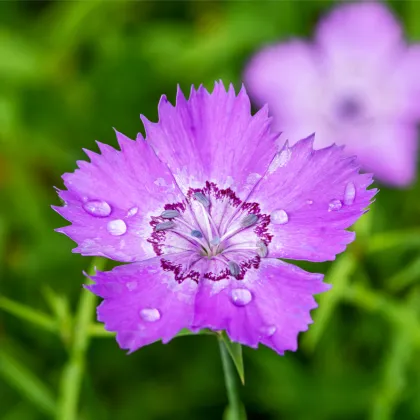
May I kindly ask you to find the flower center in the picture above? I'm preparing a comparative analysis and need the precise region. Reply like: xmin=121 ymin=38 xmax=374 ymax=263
xmin=335 ymin=96 xmax=363 ymax=121
xmin=147 ymin=182 xmax=272 ymax=283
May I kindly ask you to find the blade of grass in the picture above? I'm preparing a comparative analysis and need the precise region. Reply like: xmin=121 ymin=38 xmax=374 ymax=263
xmin=369 ymin=290 xmax=419 ymax=420
xmin=0 ymin=348 xmax=56 ymax=416
xmin=0 ymin=296 xmax=57 ymax=333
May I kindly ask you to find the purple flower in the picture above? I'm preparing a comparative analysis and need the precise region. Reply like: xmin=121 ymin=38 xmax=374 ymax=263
xmin=245 ymin=3 xmax=420 ymax=186
xmin=54 ymin=82 xmax=375 ymax=355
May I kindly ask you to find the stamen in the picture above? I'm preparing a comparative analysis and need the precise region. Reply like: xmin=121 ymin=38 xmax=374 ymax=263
xmin=172 ymin=229 xmax=207 ymax=248
xmin=174 ymin=217 xmax=196 ymax=231
xmin=228 ymin=261 xmax=241 ymax=277
xmin=155 ymin=221 xmax=175 ymax=231
xmin=191 ymin=230 xmax=203 ymax=238
xmin=211 ymin=237 xmax=220 ymax=246
xmin=198 ymin=202 xmax=213 ymax=244
xmin=241 ymin=213 xmax=258 ymax=228
xmin=161 ymin=210 xmax=180 ymax=219
xmin=256 ymin=240 xmax=268 ymax=257
xmin=193 ymin=192 xmax=210 ymax=207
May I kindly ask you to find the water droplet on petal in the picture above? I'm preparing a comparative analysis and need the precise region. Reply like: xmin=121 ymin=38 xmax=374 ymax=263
xmin=328 ymin=199 xmax=342 ymax=212
xmin=271 ymin=209 xmax=288 ymax=225
xmin=126 ymin=281 xmax=137 ymax=291
xmin=161 ymin=210 xmax=180 ymax=219
xmin=228 ymin=261 xmax=241 ymax=277
xmin=268 ymin=148 xmax=291 ymax=173
xmin=260 ymin=325 xmax=276 ymax=337
xmin=83 ymin=200 xmax=111 ymax=217
xmin=230 ymin=288 xmax=252 ymax=307
xmin=155 ymin=221 xmax=175 ymax=231
xmin=140 ymin=308 xmax=161 ymax=322
xmin=241 ymin=213 xmax=258 ymax=228
xmin=107 ymin=219 xmax=127 ymax=236
xmin=127 ymin=207 xmax=138 ymax=217
xmin=191 ymin=229 xmax=203 ymax=238
xmin=306 ymin=199 xmax=313 ymax=205
xmin=344 ymin=182 xmax=356 ymax=205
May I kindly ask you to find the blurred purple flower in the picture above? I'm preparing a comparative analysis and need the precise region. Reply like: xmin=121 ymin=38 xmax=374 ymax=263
xmin=245 ymin=3 xmax=420 ymax=186
xmin=54 ymin=82 xmax=375 ymax=355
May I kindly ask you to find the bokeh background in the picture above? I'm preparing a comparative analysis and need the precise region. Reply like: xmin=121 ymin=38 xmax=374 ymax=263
xmin=1 ymin=1 xmax=420 ymax=419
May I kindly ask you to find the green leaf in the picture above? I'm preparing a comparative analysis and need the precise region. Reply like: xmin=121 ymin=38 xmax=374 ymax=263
xmin=0 ymin=348 xmax=56 ymax=416
xmin=220 ymin=332 xmax=245 ymax=385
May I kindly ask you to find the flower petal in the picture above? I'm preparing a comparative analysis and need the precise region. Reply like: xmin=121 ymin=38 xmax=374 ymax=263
xmin=244 ymin=41 xmax=322 ymax=133
xmin=390 ymin=46 xmax=420 ymax=120
xmin=88 ymin=258 xmax=197 ymax=352
xmin=192 ymin=258 xmax=329 ymax=355
xmin=250 ymin=136 xmax=377 ymax=262
xmin=316 ymin=3 xmax=403 ymax=60
xmin=142 ymin=82 xmax=278 ymax=199
xmin=53 ymin=131 xmax=185 ymax=262
xmin=347 ymin=123 xmax=418 ymax=187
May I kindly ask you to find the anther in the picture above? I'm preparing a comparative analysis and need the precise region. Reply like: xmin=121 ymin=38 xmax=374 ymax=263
xmin=228 ymin=261 xmax=241 ymax=277
xmin=211 ymin=237 xmax=220 ymax=246
xmin=191 ymin=229 xmax=203 ymax=238
xmin=193 ymin=192 xmax=210 ymax=207
xmin=155 ymin=221 xmax=175 ymax=231
xmin=256 ymin=240 xmax=268 ymax=257
xmin=241 ymin=213 xmax=258 ymax=228
xmin=161 ymin=210 xmax=180 ymax=219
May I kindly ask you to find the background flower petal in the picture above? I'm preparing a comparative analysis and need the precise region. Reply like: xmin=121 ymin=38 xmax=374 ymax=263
xmin=244 ymin=41 xmax=322 ymax=134
xmin=315 ymin=3 xmax=403 ymax=59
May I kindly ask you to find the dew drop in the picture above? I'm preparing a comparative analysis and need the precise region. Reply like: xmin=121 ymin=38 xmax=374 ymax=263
xmin=107 ymin=219 xmax=127 ymax=236
xmin=140 ymin=308 xmax=161 ymax=322
xmin=230 ymin=288 xmax=252 ymax=307
xmin=83 ymin=200 xmax=111 ymax=217
xmin=328 ymin=199 xmax=343 ymax=211
xmin=268 ymin=147 xmax=291 ymax=173
xmin=344 ymin=182 xmax=356 ymax=205
xmin=306 ymin=199 xmax=314 ymax=205
xmin=260 ymin=325 xmax=276 ymax=337
xmin=161 ymin=209 xmax=180 ymax=219
xmin=271 ymin=209 xmax=288 ymax=225
xmin=127 ymin=207 xmax=138 ymax=217
xmin=126 ymin=281 xmax=137 ymax=291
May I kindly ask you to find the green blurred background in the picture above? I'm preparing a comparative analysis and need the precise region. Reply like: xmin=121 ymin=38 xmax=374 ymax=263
xmin=1 ymin=1 xmax=420 ymax=419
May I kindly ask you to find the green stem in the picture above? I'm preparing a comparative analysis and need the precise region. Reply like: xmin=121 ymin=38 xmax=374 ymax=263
xmin=56 ymin=257 xmax=106 ymax=420
xmin=218 ymin=338 xmax=243 ymax=420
